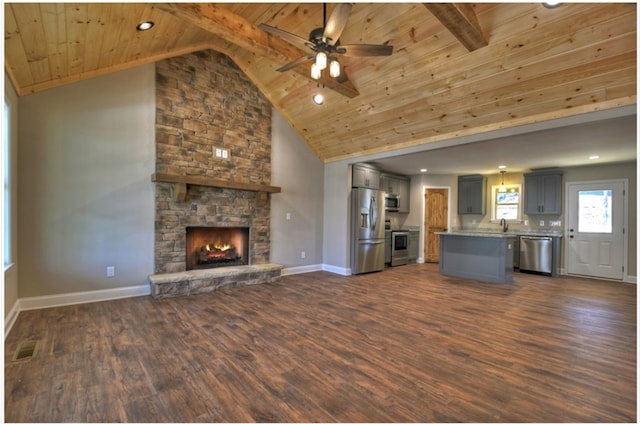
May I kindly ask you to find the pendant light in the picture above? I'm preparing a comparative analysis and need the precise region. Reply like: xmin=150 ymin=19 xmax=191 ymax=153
xmin=498 ymin=170 xmax=507 ymax=193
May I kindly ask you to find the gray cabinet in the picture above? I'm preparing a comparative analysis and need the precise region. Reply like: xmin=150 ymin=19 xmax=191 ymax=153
xmin=524 ymin=170 xmax=562 ymax=215
xmin=352 ymin=163 xmax=381 ymax=189
xmin=408 ymin=230 xmax=420 ymax=260
xmin=381 ymin=173 xmax=410 ymax=213
xmin=458 ymin=175 xmax=486 ymax=215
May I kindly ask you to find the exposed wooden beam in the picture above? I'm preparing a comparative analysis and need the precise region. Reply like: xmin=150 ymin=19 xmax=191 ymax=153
xmin=155 ymin=3 xmax=359 ymax=98
xmin=424 ymin=3 xmax=487 ymax=51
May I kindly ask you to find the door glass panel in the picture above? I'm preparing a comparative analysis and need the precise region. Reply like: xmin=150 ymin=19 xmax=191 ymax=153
xmin=578 ymin=190 xmax=612 ymax=233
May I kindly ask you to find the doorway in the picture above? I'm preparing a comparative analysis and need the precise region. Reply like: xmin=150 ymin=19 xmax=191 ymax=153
xmin=565 ymin=180 xmax=627 ymax=280
xmin=424 ymin=188 xmax=449 ymax=263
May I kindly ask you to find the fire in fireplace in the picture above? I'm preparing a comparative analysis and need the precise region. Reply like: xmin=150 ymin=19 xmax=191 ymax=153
xmin=185 ymin=227 xmax=250 ymax=270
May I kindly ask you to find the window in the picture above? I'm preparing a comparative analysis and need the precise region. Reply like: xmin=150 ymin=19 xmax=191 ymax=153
xmin=3 ymin=99 xmax=10 ymax=267
xmin=491 ymin=184 xmax=522 ymax=222
xmin=578 ymin=189 xmax=612 ymax=233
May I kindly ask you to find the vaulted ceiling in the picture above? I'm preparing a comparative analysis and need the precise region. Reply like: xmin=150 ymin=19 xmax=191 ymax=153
xmin=4 ymin=3 xmax=637 ymax=163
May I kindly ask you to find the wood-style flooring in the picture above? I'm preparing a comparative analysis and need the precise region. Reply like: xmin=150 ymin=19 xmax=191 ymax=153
xmin=4 ymin=263 xmax=637 ymax=422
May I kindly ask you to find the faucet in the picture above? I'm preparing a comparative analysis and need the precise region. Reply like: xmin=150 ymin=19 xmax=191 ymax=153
xmin=500 ymin=218 xmax=509 ymax=232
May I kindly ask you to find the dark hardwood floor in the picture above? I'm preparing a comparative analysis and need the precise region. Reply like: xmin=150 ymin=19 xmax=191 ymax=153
xmin=4 ymin=263 xmax=636 ymax=422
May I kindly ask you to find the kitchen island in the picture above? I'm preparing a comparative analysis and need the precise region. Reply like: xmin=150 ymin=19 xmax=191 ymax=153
xmin=436 ymin=231 xmax=518 ymax=283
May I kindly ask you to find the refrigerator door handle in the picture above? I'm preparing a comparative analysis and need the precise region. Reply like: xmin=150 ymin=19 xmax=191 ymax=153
xmin=359 ymin=240 xmax=384 ymax=245
xmin=370 ymin=195 xmax=378 ymax=231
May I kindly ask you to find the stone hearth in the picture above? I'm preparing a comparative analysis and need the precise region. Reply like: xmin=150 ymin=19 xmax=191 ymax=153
xmin=149 ymin=264 xmax=284 ymax=299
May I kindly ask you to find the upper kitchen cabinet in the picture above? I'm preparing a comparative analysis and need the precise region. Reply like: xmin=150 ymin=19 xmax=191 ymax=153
xmin=458 ymin=175 xmax=486 ymax=215
xmin=381 ymin=173 xmax=411 ymax=213
xmin=524 ymin=170 xmax=563 ymax=215
xmin=352 ymin=163 xmax=381 ymax=189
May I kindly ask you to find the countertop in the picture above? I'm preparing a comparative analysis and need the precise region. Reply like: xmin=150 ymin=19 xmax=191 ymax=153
xmin=388 ymin=226 xmax=420 ymax=232
xmin=436 ymin=231 xmax=518 ymax=238
xmin=438 ymin=229 xmax=563 ymax=238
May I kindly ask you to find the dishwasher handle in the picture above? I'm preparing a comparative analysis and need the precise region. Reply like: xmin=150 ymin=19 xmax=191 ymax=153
xmin=520 ymin=236 xmax=553 ymax=241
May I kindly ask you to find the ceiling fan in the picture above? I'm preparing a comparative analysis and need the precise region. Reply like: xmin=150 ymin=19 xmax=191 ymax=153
xmin=258 ymin=3 xmax=393 ymax=80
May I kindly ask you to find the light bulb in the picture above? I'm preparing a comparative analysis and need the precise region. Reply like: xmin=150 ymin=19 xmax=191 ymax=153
xmin=315 ymin=51 xmax=327 ymax=71
xmin=312 ymin=93 xmax=324 ymax=105
xmin=329 ymin=58 xmax=340 ymax=78
xmin=310 ymin=63 xmax=321 ymax=80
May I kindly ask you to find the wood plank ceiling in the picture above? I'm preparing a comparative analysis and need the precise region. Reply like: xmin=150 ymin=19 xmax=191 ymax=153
xmin=4 ymin=3 xmax=637 ymax=163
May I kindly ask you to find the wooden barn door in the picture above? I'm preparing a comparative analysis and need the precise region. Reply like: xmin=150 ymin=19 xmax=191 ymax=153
xmin=424 ymin=188 xmax=448 ymax=263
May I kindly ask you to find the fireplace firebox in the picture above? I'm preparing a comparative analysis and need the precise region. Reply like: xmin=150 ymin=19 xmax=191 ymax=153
xmin=185 ymin=227 xmax=250 ymax=270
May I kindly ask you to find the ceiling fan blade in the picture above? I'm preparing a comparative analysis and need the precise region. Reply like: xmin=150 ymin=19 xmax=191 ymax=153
xmin=323 ymin=3 xmax=353 ymax=45
xmin=338 ymin=44 xmax=394 ymax=56
xmin=258 ymin=23 xmax=310 ymax=51
xmin=276 ymin=54 xmax=315 ymax=72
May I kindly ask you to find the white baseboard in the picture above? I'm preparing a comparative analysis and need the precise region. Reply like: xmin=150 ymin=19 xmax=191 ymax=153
xmin=19 ymin=284 xmax=151 ymax=311
xmin=281 ymin=264 xmax=324 ymax=276
xmin=4 ymin=300 xmax=20 ymax=339
xmin=321 ymin=264 xmax=351 ymax=276
xmin=282 ymin=264 xmax=351 ymax=276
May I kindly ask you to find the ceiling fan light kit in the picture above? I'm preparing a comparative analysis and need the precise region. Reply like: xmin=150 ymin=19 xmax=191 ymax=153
xmin=329 ymin=58 xmax=341 ymax=78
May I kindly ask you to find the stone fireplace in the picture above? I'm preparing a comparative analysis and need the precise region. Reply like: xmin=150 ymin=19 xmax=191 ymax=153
xmin=148 ymin=49 xmax=283 ymax=298
xmin=153 ymin=183 xmax=271 ymax=274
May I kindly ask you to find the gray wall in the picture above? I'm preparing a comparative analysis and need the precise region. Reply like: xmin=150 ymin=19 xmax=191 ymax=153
xmin=322 ymin=161 xmax=351 ymax=273
xmin=4 ymin=73 xmax=19 ymax=315
xmin=271 ymin=109 xmax=324 ymax=269
xmin=18 ymin=65 xmax=156 ymax=297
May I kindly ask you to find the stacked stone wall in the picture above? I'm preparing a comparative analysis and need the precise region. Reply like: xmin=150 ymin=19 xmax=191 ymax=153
xmin=154 ymin=50 xmax=272 ymax=273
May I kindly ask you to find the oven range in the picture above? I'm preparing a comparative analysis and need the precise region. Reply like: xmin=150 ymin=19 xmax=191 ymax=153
xmin=390 ymin=230 xmax=409 ymax=267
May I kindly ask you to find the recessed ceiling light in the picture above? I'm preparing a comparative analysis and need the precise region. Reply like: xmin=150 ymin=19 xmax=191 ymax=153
xmin=542 ymin=2 xmax=563 ymax=9
xmin=312 ymin=93 xmax=324 ymax=105
xmin=136 ymin=21 xmax=154 ymax=31
xmin=420 ymin=168 xmax=427 ymax=173
xmin=589 ymin=155 xmax=600 ymax=160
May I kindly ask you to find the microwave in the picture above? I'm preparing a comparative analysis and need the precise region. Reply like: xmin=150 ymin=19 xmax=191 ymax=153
xmin=385 ymin=194 xmax=399 ymax=212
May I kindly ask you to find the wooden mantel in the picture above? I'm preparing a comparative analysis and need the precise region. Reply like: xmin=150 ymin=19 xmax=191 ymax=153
xmin=151 ymin=173 xmax=281 ymax=201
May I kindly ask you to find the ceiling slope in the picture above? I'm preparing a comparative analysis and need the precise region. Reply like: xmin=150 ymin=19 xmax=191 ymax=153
xmin=4 ymin=3 xmax=637 ymax=163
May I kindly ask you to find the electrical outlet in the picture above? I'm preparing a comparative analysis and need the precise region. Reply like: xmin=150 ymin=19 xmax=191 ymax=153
xmin=215 ymin=148 xmax=222 ymax=158
xmin=106 ymin=266 xmax=115 ymax=278
xmin=539 ymin=220 xmax=544 ymax=226
xmin=222 ymin=149 xmax=229 ymax=159
xmin=286 ymin=212 xmax=291 ymax=220
xmin=301 ymin=251 xmax=306 ymax=259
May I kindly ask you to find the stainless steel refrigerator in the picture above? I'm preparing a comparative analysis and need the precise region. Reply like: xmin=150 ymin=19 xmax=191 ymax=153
xmin=351 ymin=187 xmax=386 ymax=274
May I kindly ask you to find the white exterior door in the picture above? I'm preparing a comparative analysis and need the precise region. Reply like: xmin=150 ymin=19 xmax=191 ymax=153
xmin=566 ymin=180 xmax=626 ymax=280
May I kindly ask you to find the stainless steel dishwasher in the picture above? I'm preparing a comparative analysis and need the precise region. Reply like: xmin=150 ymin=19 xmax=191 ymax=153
xmin=519 ymin=236 xmax=553 ymax=275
